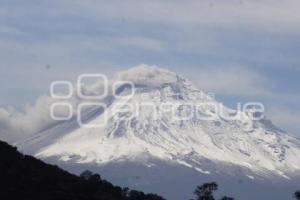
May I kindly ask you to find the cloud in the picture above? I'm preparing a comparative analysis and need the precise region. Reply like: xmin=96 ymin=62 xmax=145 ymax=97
xmin=112 ymin=37 xmax=164 ymax=51
xmin=267 ymin=106 xmax=300 ymax=136
xmin=0 ymin=96 xmax=55 ymax=143
xmin=0 ymin=24 xmax=23 ymax=35
xmin=186 ymin=66 xmax=270 ymax=97
xmin=0 ymin=71 xmax=122 ymax=143
xmin=117 ymin=64 xmax=177 ymax=87
xmin=0 ymin=95 xmax=80 ymax=143
xmin=4 ymin=0 xmax=300 ymax=42
xmin=69 ymin=0 xmax=300 ymax=32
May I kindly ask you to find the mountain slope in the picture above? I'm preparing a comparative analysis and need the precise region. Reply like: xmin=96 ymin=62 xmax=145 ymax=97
xmin=0 ymin=140 xmax=165 ymax=200
xmin=11 ymin=65 xmax=300 ymax=199
xmin=17 ymin=65 xmax=300 ymax=177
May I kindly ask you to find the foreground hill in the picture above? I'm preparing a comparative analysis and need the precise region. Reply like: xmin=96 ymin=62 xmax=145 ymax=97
xmin=0 ymin=140 xmax=165 ymax=200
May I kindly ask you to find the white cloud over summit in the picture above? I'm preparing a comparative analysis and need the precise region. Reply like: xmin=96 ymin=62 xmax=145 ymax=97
xmin=117 ymin=64 xmax=178 ymax=87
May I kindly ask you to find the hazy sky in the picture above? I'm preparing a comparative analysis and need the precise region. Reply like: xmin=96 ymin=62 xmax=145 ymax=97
xmin=0 ymin=0 xmax=299 ymax=136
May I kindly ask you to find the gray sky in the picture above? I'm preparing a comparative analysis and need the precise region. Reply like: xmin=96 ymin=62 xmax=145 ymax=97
xmin=0 ymin=0 xmax=299 ymax=136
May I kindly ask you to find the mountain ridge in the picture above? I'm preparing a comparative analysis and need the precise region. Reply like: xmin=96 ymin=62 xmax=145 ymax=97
xmin=3 ymin=65 xmax=300 ymax=200
xmin=15 ymin=65 xmax=300 ymax=178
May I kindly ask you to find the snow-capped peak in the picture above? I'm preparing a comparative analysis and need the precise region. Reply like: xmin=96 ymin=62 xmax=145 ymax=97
xmin=14 ymin=65 xmax=300 ymax=180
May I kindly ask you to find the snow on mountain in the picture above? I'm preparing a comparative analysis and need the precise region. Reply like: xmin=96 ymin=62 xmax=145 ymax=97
xmin=15 ymin=64 xmax=300 ymax=181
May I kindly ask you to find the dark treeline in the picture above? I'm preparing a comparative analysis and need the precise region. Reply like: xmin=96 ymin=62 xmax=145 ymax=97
xmin=0 ymin=140 xmax=299 ymax=200
xmin=192 ymin=182 xmax=234 ymax=200
xmin=191 ymin=182 xmax=300 ymax=200
xmin=192 ymin=182 xmax=300 ymax=200
xmin=0 ymin=140 xmax=165 ymax=200
xmin=295 ymin=191 xmax=300 ymax=200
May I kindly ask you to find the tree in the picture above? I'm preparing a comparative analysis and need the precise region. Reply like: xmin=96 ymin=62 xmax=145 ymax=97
xmin=122 ymin=187 xmax=130 ymax=197
xmin=220 ymin=196 xmax=234 ymax=200
xmin=80 ymin=170 xmax=101 ymax=183
xmin=80 ymin=170 xmax=93 ymax=180
xmin=89 ymin=173 xmax=101 ymax=183
xmin=145 ymin=193 xmax=166 ymax=200
xmin=194 ymin=182 xmax=218 ymax=200
xmin=128 ymin=190 xmax=145 ymax=200
xmin=295 ymin=191 xmax=300 ymax=200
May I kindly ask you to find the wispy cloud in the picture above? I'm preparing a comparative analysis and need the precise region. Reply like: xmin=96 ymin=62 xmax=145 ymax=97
xmin=0 ymin=96 xmax=56 ymax=143
xmin=70 ymin=0 xmax=300 ymax=32
xmin=185 ymin=66 xmax=270 ymax=97
xmin=267 ymin=106 xmax=300 ymax=135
